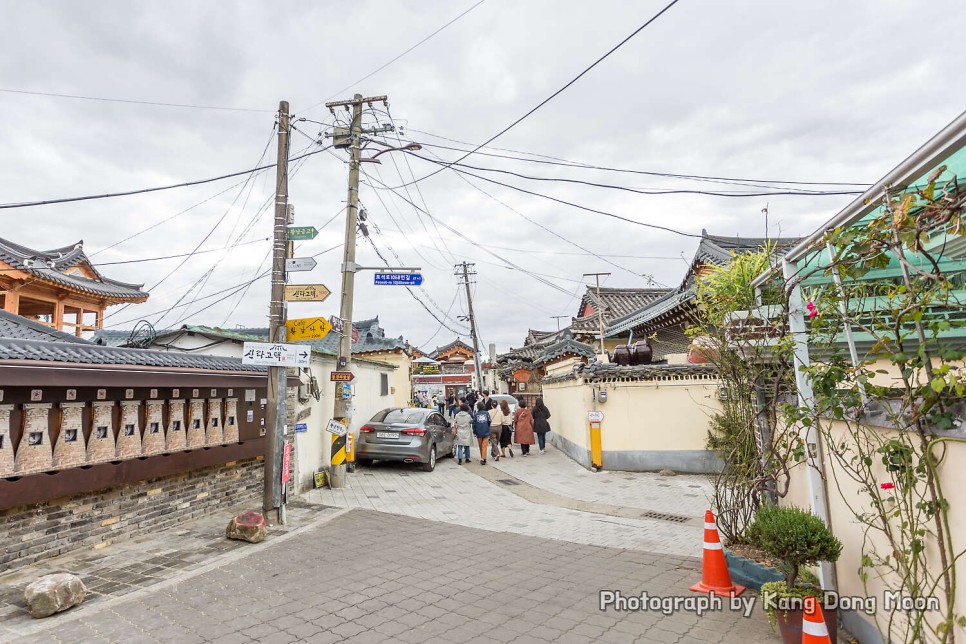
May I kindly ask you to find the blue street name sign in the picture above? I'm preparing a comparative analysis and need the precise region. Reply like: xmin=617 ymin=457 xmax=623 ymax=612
xmin=295 ymin=423 xmax=308 ymax=433
xmin=374 ymin=272 xmax=423 ymax=286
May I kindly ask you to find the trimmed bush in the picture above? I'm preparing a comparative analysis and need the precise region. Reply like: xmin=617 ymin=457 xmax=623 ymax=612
xmin=746 ymin=504 xmax=842 ymax=591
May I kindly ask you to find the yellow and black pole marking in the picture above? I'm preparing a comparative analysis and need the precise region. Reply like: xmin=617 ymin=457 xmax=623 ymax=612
xmin=330 ymin=418 xmax=348 ymax=467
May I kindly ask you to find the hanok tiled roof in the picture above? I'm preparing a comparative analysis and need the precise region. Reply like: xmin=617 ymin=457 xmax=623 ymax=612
xmin=428 ymin=338 xmax=475 ymax=360
xmin=543 ymin=362 xmax=718 ymax=385
xmin=695 ymin=231 xmax=801 ymax=266
xmin=579 ymin=287 xmax=672 ymax=321
xmin=532 ymin=337 xmax=595 ymax=367
xmin=0 ymin=337 xmax=265 ymax=371
xmin=0 ymin=310 xmax=92 ymax=344
xmin=605 ymin=289 xmax=695 ymax=337
xmin=0 ymin=237 xmax=148 ymax=301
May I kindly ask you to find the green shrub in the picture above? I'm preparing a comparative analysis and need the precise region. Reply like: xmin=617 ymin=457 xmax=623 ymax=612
xmin=747 ymin=504 xmax=842 ymax=591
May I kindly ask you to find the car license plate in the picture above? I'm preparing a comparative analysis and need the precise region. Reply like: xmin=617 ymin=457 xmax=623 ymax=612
xmin=376 ymin=432 xmax=398 ymax=439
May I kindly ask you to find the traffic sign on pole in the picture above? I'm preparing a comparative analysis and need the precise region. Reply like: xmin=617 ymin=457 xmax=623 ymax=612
xmin=374 ymin=272 xmax=423 ymax=286
xmin=287 ymin=225 xmax=319 ymax=241
xmin=330 ymin=371 xmax=355 ymax=382
xmin=329 ymin=315 xmax=345 ymax=335
xmin=286 ymin=316 xmax=333 ymax=341
xmin=242 ymin=342 xmax=311 ymax=367
xmin=284 ymin=284 xmax=331 ymax=302
xmin=285 ymin=257 xmax=317 ymax=272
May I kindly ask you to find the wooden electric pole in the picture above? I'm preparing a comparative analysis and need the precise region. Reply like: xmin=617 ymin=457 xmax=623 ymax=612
xmin=583 ymin=272 xmax=611 ymax=355
xmin=263 ymin=101 xmax=290 ymax=522
xmin=456 ymin=262 xmax=484 ymax=391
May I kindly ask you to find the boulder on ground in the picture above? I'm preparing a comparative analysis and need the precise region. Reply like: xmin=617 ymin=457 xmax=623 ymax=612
xmin=226 ymin=511 xmax=267 ymax=543
xmin=24 ymin=573 xmax=87 ymax=618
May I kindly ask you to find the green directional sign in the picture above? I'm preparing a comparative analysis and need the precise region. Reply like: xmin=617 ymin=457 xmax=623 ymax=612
xmin=287 ymin=226 xmax=319 ymax=241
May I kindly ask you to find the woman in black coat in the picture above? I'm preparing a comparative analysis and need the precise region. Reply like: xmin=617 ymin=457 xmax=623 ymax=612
xmin=531 ymin=397 xmax=551 ymax=454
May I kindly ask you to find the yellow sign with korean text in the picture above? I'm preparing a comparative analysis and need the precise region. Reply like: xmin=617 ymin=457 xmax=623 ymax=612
xmin=285 ymin=316 xmax=332 ymax=341
xmin=284 ymin=284 xmax=331 ymax=302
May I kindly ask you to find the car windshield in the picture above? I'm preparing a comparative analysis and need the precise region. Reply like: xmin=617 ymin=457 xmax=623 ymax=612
xmin=371 ymin=409 xmax=427 ymax=424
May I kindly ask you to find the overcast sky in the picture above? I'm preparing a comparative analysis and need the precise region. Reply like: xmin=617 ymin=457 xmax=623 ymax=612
xmin=2 ymin=1 xmax=964 ymax=354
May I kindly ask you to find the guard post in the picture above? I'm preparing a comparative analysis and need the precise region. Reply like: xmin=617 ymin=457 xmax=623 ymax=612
xmin=327 ymin=418 xmax=348 ymax=480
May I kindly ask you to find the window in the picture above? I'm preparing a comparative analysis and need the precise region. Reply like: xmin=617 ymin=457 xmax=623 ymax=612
xmin=124 ymin=424 xmax=135 ymax=436
xmin=96 ymin=426 xmax=108 ymax=439
xmin=0 ymin=436 xmax=5 ymax=449
xmin=27 ymin=432 xmax=43 ymax=446
xmin=172 ymin=420 xmax=182 ymax=431
xmin=149 ymin=422 xmax=160 ymax=434
xmin=380 ymin=373 xmax=389 ymax=396
xmin=228 ymin=416 xmax=236 ymax=426
xmin=212 ymin=418 xmax=219 ymax=427
xmin=370 ymin=409 xmax=427 ymax=424
xmin=64 ymin=429 xmax=78 ymax=443
xmin=193 ymin=419 xmax=201 ymax=429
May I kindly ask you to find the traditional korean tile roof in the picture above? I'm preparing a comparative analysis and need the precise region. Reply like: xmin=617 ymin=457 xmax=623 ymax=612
xmin=532 ymin=337 xmax=595 ymax=367
xmin=543 ymin=362 xmax=718 ymax=384
xmin=0 ymin=237 xmax=148 ymax=301
xmin=0 ymin=310 xmax=92 ymax=344
xmin=0 ymin=337 xmax=265 ymax=371
xmin=428 ymin=338 xmax=475 ymax=360
xmin=578 ymin=287 xmax=672 ymax=321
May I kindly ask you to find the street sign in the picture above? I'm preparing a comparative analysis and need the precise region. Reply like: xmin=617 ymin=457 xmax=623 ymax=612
xmin=295 ymin=422 xmax=308 ymax=433
xmin=285 ymin=284 xmax=331 ymax=302
xmin=330 ymin=371 xmax=355 ymax=382
xmin=588 ymin=410 xmax=605 ymax=422
xmin=241 ymin=342 xmax=310 ymax=367
xmin=374 ymin=272 xmax=423 ymax=286
xmin=326 ymin=419 xmax=348 ymax=437
xmin=340 ymin=382 xmax=352 ymax=400
xmin=286 ymin=316 xmax=332 ymax=341
xmin=285 ymin=257 xmax=317 ymax=272
xmin=287 ymin=225 xmax=319 ymax=241
xmin=329 ymin=315 xmax=344 ymax=335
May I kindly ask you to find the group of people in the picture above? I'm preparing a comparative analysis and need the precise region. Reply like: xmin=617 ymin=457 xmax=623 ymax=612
xmin=450 ymin=395 xmax=552 ymax=465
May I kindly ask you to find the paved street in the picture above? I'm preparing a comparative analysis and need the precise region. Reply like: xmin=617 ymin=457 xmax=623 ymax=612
xmin=13 ymin=509 xmax=774 ymax=643
xmin=3 ymin=446 xmax=778 ymax=642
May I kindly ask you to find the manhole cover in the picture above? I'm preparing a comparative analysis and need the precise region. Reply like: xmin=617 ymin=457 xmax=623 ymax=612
xmin=496 ymin=479 xmax=520 ymax=486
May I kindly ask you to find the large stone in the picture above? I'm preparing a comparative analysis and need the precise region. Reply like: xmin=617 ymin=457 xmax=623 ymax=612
xmin=226 ymin=511 xmax=267 ymax=543
xmin=24 ymin=573 xmax=87 ymax=618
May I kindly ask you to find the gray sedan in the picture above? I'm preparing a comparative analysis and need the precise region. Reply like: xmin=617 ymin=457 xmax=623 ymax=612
xmin=356 ymin=408 xmax=455 ymax=471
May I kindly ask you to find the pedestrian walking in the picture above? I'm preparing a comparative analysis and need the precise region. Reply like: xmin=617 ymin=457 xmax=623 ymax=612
xmin=472 ymin=402 xmax=492 ymax=465
xmin=447 ymin=393 xmax=457 ymax=418
xmin=452 ymin=403 xmax=473 ymax=465
xmin=465 ymin=390 xmax=477 ymax=409
xmin=513 ymin=399 xmax=534 ymax=456
xmin=488 ymin=398 xmax=505 ymax=462
xmin=532 ymin=397 xmax=552 ymax=454
xmin=498 ymin=399 xmax=514 ymax=458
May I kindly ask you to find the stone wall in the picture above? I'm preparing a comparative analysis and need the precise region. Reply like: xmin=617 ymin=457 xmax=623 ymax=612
xmin=0 ymin=458 xmax=263 ymax=570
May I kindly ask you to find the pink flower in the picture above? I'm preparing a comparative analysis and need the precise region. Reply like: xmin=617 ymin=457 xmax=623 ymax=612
xmin=880 ymin=482 xmax=895 ymax=490
xmin=806 ymin=302 xmax=818 ymax=319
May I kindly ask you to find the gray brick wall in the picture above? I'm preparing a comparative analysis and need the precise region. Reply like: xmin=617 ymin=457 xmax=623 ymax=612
xmin=0 ymin=457 xmax=264 ymax=570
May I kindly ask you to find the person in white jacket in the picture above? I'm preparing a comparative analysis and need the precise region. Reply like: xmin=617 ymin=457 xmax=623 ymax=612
xmin=451 ymin=404 xmax=473 ymax=465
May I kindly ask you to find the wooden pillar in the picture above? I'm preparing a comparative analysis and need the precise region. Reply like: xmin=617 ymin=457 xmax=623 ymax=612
xmin=95 ymin=308 xmax=104 ymax=330
xmin=76 ymin=308 xmax=85 ymax=337
xmin=3 ymin=291 xmax=19 ymax=315
xmin=53 ymin=300 xmax=64 ymax=331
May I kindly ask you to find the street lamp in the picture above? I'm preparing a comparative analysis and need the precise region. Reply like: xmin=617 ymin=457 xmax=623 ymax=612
xmin=360 ymin=143 xmax=422 ymax=164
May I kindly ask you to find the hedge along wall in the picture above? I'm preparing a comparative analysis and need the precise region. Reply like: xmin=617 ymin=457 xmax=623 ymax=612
xmin=0 ymin=457 xmax=264 ymax=570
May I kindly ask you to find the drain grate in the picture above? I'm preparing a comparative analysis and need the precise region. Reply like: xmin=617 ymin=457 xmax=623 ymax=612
xmin=496 ymin=479 xmax=521 ymax=486
xmin=638 ymin=510 xmax=691 ymax=524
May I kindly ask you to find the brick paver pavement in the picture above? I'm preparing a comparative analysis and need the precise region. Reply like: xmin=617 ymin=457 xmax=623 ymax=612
xmin=15 ymin=509 xmax=776 ymax=643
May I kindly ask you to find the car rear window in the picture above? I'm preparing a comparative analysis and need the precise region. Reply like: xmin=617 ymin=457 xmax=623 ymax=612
xmin=371 ymin=409 xmax=427 ymax=424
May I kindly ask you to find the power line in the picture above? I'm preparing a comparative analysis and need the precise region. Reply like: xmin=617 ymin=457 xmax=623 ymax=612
xmin=0 ymin=88 xmax=273 ymax=113
xmin=391 ymin=0 xmax=683 ymax=189
xmin=299 ymin=0 xmax=488 ymax=113
xmin=406 ymin=130 xmax=872 ymax=187
xmin=0 ymin=146 xmax=333 ymax=210
xmin=94 ymin=237 xmax=270 ymax=265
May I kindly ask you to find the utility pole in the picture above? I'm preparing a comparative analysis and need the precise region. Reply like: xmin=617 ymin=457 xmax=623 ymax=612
xmin=583 ymin=272 xmax=611 ymax=356
xmin=263 ymin=101 xmax=290 ymax=523
xmin=551 ymin=315 xmax=569 ymax=332
xmin=456 ymin=262 xmax=484 ymax=391
xmin=324 ymin=93 xmax=388 ymax=489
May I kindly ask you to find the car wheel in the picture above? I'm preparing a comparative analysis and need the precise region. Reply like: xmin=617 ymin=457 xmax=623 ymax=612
xmin=357 ymin=457 xmax=373 ymax=466
xmin=422 ymin=445 xmax=436 ymax=472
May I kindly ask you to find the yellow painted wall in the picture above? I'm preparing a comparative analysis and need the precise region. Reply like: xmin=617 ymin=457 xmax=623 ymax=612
xmin=542 ymin=371 xmax=720 ymax=457
xmin=780 ymin=419 xmax=966 ymax=642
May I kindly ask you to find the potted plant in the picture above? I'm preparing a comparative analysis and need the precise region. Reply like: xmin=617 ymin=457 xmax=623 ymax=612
xmin=747 ymin=504 xmax=843 ymax=643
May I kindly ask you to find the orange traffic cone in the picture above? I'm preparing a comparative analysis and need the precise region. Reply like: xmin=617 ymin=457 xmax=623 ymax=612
xmin=689 ymin=510 xmax=746 ymax=596
xmin=802 ymin=596 xmax=832 ymax=643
